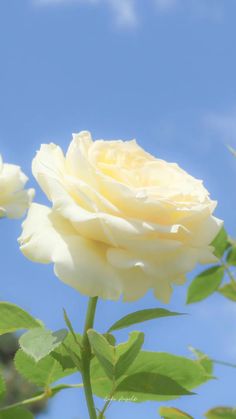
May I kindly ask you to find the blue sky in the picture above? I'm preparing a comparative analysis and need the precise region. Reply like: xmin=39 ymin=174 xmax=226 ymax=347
xmin=1 ymin=0 xmax=236 ymax=418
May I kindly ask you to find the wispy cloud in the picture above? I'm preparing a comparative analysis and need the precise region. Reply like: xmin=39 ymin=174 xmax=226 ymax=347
xmin=33 ymin=0 xmax=225 ymax=27
xmin=154 ymin=0 xmax=224 ymax=21
xmin=204 ymin=108 xmax=236 ymax=146
xmin=155 ymin=0 xmax=178 ymax=13
xmin=108 ymin=0 xmax=137 ymax=27
xmin=34 ymin=0 xmax=138 ymax=28
xmin=35 ymin=0 xmax=98 ymax=5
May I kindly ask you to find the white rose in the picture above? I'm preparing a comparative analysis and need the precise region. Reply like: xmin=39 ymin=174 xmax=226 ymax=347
xmin=19 ymin=131 xmax=222 ymax=302
xmin=0 ymin=155 xmax=34 ymax=219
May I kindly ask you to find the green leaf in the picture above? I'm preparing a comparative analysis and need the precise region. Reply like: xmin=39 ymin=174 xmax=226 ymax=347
xmin=114 ymin=332 xmax=144 ymax=379
xmin=53 ymin=331 xmax=82 ymax=371
xmin=61 ymin=343 xmax=81 ymax=370
xmin=0 ymin=302 xmax=42 ymax=336
xmin=52 ymin=331 xmax=82 ymax=371
xmin=159 ymin=406 xmax=193 ymax=418
xmin=116 ymin=372 xmax=193 ymax=397
xmin=226 ymin=247 xmax=236 ymax=266
xmin=188 ymin=347 xmax=213 ymax=375
xmin=51 ymin=349 xmax=77 ymax=370
xmin=63 ymin=309 xmax=80 ymax=346
xmin=186 ymin=266 xmax=224 ymax=304
xmin=91 ymin=350 xmax=210 ymax=402
xmin=87 ymin=329 xmax=115 ymax=380
xmin=0 ymin=408 xmax=33 ymax=419
xmin=19 ymin=327 xmax=68 ymax=362
xmin=211 ymin=227 xmax=229 ymax=258
xmin=15 ymin=348 xmax=77 ymax=387
xmin=108 ymin=308 xmax=184 ymax=332
xmin=205 ymin=407 xmax=236 ymax=418
xmin=88 ymin=330 xmax=144 ymax=381
xmin=103 ymin=333 xmax=116 ymax=346
xmin=218 ymin=282 xmax=236 ymax=301
xmin=15 ymin=333 xmax=80 ymax=386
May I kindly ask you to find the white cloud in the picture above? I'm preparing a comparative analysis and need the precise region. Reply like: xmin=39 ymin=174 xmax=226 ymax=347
xmin=204 ymin=108 xmax=236 ymax=146
xmin=33 ymin=0 xmax=225 ymax=27
xmin=34 ymin=0 xmax=225 ymax=26
xmin=154 ymin=0 xmax=224 ymax=21
xmin=36 ymin=0 xmax=98 ymax=4
xmin=155 ymin=0 xmax=178 ymax=13
xmin=34 ymin=0 xmax=138 ymax=27
xmin=108 ymin=0 xmax=137 ymax=27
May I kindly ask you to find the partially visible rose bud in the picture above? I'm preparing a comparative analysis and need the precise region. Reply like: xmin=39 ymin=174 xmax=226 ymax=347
xmin=0 ymin=155 xmax=34 ymax=219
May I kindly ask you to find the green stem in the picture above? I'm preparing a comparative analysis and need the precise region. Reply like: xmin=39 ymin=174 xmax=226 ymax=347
xmin=0 ymin=384 xmax=84 ymax=413
xmin=0 ymin=393 xmax=47 ymax=412
xmin=81 ymin=297 xmax=98 ymax=419
xmin=98 ymin=399 xmax=112 ymax=419
xmin=98 ymin=380 xmax=116 ymax=418
xmin=213 ymin=359 xmax=236 ymax=368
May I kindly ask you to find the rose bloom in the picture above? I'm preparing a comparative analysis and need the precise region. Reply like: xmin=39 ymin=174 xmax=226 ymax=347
xmin=19 ymin=131 xmax=222 ymax=302
xmin=0 ymin=155 xmax=34 ymax=219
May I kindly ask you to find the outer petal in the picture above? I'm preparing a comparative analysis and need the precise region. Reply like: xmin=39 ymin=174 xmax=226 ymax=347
xmin=66 ymin=131 xmax=94 ymax=182
xmin=18 ymin=203 xmax=175 ymax=303
xmin=153 ymin=280 xmax=173 ymax=304
xmin=0 ymin=163 xmax=27 ymax=194
xmin=32 ymin=143 xmax=66 ymax=202
xmin=119 ymin=268 xmax=153 ymax=302
xmin=0 ymin=161 xmax=34 ymax=219
xmin=19 ymin=203 xmax=123 ymax=300
xmin=189 ymin=214 xmax=223 ymax=246
xmin=2 ymin=188 xmax=35 ymax=219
